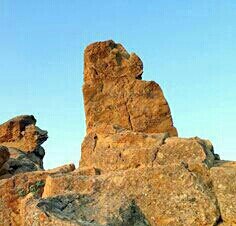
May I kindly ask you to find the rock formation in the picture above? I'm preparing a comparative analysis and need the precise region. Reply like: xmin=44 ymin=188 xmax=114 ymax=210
xmin=0 ymin=115 xmax=48 ymax=179
xmin=0 ymin=115 xmax=47 ymax=152
xmin=0 ymin=40 xmax=236 ymax=226
xmin=83 ymin=40 xmax=177 ymax=136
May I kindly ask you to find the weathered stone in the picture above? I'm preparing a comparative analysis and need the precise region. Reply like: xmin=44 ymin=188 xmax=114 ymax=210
xmin=1 ymin=40 xmax=236 ymax=226
xmin=0 ymin=115 xmax=48 ymax=153
xmin=90 ymin=165 xmax=219 ymax=226
xmin=0 ymin=146 xmax=9 ymax=169
xmin=218 ymin=223 xmax=236 ymax=226
xmin=1 ymin=147 xmax=44 ymax=177
xmin=0 ymin=116 xmax=48 ymax=179
xmin=80 ymin=130 xmax=168 ymax=173
xmin=84 ymin=40 xmax=143 ymax=83
xmin=211 ymin=161 xmax=236 ymax=224
xmin=0 ymin=164 xmax=75 ymax=226
xmin=83 ymin=40 xmax=177 ymax=136
xmin=21 ymin=194 xmax=97 ymax=226
xmin=47 ymin=163 xmax=75 ymax=174
xmin=0 ymin=147 xmax=46 ymax=180
xmin=35 ymin=195 xmax=150 ymax=226
xmin=22 ymin=165 xmax=220 ymax=226
xmin=42 ymin=171 xmax=95 ymax=198
xmin=154 ymin=137 xmax=216 ymax=167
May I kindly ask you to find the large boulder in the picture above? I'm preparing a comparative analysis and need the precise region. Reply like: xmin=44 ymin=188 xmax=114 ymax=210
xmin=80 ymin=130 xmax=219 ymax=175
xmin=154 ymin=137 xmax=216 ymax=167
xmin=0 ymin=115 xmax=48 ymax=179
xmin=80 ymin=129 xmax=168 ymax=173
xmin=0 ymin=115 xmax=48 ymax=153
xmin=0 ymin=164 xmax=75 ymax=226
xmin=22 ymin=165 xmax=220 ymax=226
xmin=83 ymin=40 xmax=177 ymax=136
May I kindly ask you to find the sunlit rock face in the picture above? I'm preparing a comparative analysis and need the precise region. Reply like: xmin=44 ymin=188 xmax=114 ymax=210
xmin=0 ymin=115 xmax=48 ymax=179
xmin=83 ymin=40 xmax=178 ymax=136
xmin=0 ymin=115 xmax=48 ymax=153
xmin=1 ymin=41 xmax=236 ymax=226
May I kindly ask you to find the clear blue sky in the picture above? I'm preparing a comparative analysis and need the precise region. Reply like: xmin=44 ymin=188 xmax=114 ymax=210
xmin=0 ymin=1 xmax=236 ymax=169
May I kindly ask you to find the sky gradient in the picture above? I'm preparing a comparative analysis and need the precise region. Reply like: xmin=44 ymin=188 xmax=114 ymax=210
xmin=0 ymin=1 xmax=236 ymax=169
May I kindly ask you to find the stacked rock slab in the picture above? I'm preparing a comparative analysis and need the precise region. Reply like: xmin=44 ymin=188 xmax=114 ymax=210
xmin=80 ymin=40 xmax=178 ymax=172
xmin=1 ymin=41 xmax=236 ymax=226
xmin=76 ymin=41 xmax=233 ymax=225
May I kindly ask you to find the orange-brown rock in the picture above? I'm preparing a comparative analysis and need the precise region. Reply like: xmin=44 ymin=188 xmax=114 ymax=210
xmin=0 ymin=116 xmax=48 ymax=179
xmin=0 ymin=164 xmax=75 ymax=226
xmin=79 ymin=130 xmax=220 ymax=175
xmin=210 ymin=161 xmax=236 ymax=225
xmin=83 ymin=40 xmax=177 ymax=136
xmin=15 ymin=161 xmax=235 ymax=226
xmin=0 ymin=115 xmax=48 ymax=153
xmin=42 ymin=171 xmax=95 ymax=198
xmin=21 ymin=165 xmax=220 ymax=225
xmin=80 ymin=130 xmax=168 ymax=173
xmin=1 ymin=41 xmax=236 ymax=226
xmin=154 ymin=137 xmax=216 ymax=167
xmin=0 ymin=146 xmax=9 ymax=169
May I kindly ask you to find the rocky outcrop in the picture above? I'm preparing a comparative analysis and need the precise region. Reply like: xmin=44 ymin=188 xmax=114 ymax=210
xmin=36 ymin=164 xmax=219 ymax=225
xmin=0 ymin=164 xmax=75 ymax=226
xmin=0 ymin=40 xmax=236 ymax=226
xmin=211 ymin=161 xmax=236 ymax=224
xmin=83 ymin=40 xmax=177 ymax=136
xmin=80 ymin=130 xmax=168 ymax=173
xmin=0 ymin=115 xmax=48 ymax=153
xmin=0 ymin=115 xmax=48 ymax=179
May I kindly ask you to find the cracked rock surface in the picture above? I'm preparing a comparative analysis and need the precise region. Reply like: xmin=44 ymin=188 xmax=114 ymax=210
xmin=0 ymin=40 xmax=236 ymax=226
xmin=83 ymin=40 xmax=177 ymax=136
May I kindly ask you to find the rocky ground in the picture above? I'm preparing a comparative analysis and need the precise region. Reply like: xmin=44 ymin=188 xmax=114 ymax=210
xmin=0 ymin=40 xmax=236 ymax=226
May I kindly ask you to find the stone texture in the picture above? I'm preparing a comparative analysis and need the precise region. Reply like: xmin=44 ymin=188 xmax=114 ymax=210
xmin=80 ymin=131 xmax=219 ymax=175
xmin=0 ymin=146 xmax=9 ymax=169
xmin=0 ymin=147 xmax=45 ymax=179
xmin=34 ymin=194 xmax=150 ymax=226
xmin=0 ymin=115 xmax=48 ymax=153
xmin=154 ymin=137 xmax=216 ymax=167
xmin=0 ymin=164 xmax=75 ymax=226
xmin=0 ymin=116 xmax=48 ymax=179
xmin=80 ymin=130 xmax=168 ymax=173
xmin=83 ymin=40 xmax=177 ymax=136
xmin=210 ymin=161 xmax=236 ymax=224
xmin=22 ymin=165 xmax=220 ymax=226
xmin=42 ymin=171 xmax=95 ymax=198
xmin=21 ymin=194 xmax=94 ymax=226
xmin=1 ymin=40 xmax=236 ymax=226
